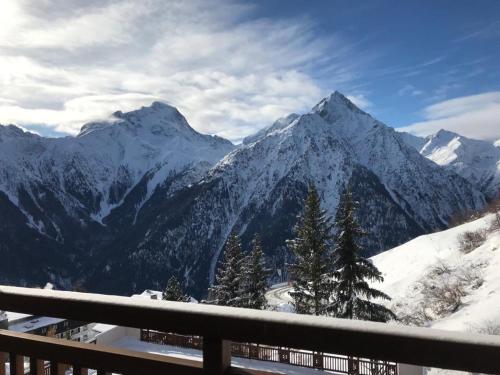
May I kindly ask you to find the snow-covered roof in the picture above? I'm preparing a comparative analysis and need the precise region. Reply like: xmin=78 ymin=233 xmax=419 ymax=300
xmin=92 ymin=323 xmax=117 ymax=334
xmin=5 ymin=311 xmax=31 ymax=323
xmin=132 ymin=289 xmax=163 ymax=300
xmin=8 ymin=316 xmax=65 ymax=333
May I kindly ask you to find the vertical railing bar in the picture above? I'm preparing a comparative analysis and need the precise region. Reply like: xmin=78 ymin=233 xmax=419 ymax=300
xmin=0 ymin=353 xmax=5 ymax=375
xmin=50 ymin=362 xmax=62 ymax=375
xmin=73 ymin=367 xmax=88 ymax=375
xmin=202 ymin=337 xmax=230 ymax=375
xmin=29 ymin=357 xmax=45 ymax=375
xmin=9 ymin=354 xmax=23 ymax=375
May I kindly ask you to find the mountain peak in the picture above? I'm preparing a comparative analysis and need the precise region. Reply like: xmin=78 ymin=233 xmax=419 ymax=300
xmin=78 ymin=101 xmax=194 ymax=138
xmin=117 ymin=101 xmax=182 ymax=120
xmin=312 ymin=91 xmax=364 ymax=116
xmin=0 ymin=124 xmax=31 ymax=138
xmin=434 ymin=129 xmax=459 ymax=138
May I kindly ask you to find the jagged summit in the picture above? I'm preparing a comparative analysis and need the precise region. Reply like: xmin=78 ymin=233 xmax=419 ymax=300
xmin=0 ymin=124 xmax=30 ymax=138
xmin=243 ymin=91 xmax=372 ymax=145
xmin=435 ymin=128 xmax=457 ymax=136
xmin=114 ymin=101 xmax=183 ymax=121
xmin=242 ymin=113 xmax=299 ymax=144
xmin=78 ymin=101 xmax=194 ymax=138
xmin=419 ymin=130 xmax=500 ymax=198
xmin=312 ymin=91 xmax=366 ymax=118
xmin=431 ymin=128 xmax=460 ymax=140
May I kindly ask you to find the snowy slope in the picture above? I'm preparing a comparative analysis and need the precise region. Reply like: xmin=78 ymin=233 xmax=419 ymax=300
xmin=373 ymin=213 xmax=500 ymax=332
xmin=266 ymin=213 xmax=500 ymax=375
xmin=242 ymin=113 xmax=299 ymax=145
xmin=372 ymin=213 xmax=500 ymax=374
xmin=400 ymin=130 xmax=500 ymax=199
xmin=266 ymin=212 xmax=500 ymax=333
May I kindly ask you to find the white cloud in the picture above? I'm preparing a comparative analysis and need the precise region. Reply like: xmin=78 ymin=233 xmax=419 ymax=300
xmin=0 ymin=1 xmax=145 ymax=50
xmin=0 ymin=93 xmax=161 ymax=133
xmin=0 ymin=0 xmax=364 ymax=141
xmin=400 ymin=92 xmax=500 ymax=141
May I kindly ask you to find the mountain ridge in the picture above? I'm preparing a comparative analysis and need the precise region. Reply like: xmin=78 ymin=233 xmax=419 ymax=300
xmin=0 ymin=93 xmax=488 ymax=297
xmin=400 ymin=129 xmax=500 ymax=199
xmin=83 ymin=92 xmax=485 ymax=297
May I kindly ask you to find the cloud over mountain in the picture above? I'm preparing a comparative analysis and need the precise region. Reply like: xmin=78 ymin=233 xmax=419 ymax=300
xmin=401 ymin=92 xmax=500 ymax=141
xmin=0 ymin=0 xmax=366 ymax=141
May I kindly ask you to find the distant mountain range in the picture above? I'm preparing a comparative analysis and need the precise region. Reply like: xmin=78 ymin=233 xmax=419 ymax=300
xmin=399 ymin=129 xmax=500 ymax=199
xmin=0 ymin=92 xmax=492 ymax=297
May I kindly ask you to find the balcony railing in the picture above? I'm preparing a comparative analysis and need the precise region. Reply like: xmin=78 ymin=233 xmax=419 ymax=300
xmin=0 ymin=285 xmax=500 ymax=374
xmin=140 ymin=329 xmax=399 ymax=374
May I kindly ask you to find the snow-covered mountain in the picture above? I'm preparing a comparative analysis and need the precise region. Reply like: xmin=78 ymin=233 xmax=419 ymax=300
xmin=0 ymin=102 xmax=234 ymax=237
xmin=242 ymin=113 xmax=299 ymax=145
xmin=0 ymin=103 xmax=233 ymax=287
xmin=87 ymin=92 xmax=485 ymax=297
xmin=400 ymin=129 xmax=500 ymax=199
xmin=0 ymin=92 xmax=488 ymax=297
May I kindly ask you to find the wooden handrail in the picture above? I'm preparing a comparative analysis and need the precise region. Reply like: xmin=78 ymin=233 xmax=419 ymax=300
xmin=0 ymin=329 xmax=202 ymax=375
xmin=1 ymin=286 xmax=500 ymax=373
xmin=0 ymin=330 xmax=266 ymax=375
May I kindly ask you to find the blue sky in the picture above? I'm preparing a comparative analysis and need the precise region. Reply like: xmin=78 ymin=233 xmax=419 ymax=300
xmin=253 ymin=0 xmax=500 ymax=138
xmin=0 ymin=0 xmax=499 ymax=141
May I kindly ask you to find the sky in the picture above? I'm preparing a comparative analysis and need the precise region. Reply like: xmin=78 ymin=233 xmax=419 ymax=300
xmin=0 ymin=0 xmax=499 ymax=142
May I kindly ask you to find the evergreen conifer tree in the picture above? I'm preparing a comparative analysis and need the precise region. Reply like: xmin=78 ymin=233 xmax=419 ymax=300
xmin=287 ymin=185 xmax=333 ymax=315
xmin=241 ymin=234 xmax=269 ymax=310
xmin=331 ymin=189 xmax=396 ymax=322
xmin=208 ymin=232 xmax=245 ymax=307
xmin=162 ymin=276 xmax=189 ymax=302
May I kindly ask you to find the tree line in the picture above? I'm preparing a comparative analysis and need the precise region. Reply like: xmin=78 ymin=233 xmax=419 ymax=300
xmin=163 ymin=184 xmax=396 ymax=322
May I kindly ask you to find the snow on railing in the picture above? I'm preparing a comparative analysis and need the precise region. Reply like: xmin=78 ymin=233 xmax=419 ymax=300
xmin=0 ymin=285 xmax=500 ymax=374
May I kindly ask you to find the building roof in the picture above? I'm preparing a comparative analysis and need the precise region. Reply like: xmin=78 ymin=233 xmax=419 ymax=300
xmin=8 ymin=316 xmax=65 ymax=333
xmin=131 ymin=289 xmax=163 ymax=300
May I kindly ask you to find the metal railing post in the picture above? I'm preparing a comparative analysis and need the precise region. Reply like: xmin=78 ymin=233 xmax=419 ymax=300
xmin=202 ymin=337 xmax=230 ymax=375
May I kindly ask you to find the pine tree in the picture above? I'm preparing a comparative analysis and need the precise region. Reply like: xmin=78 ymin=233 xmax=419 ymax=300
xmin=208 ymin=233 xmax=245 ymax=307
xmin=162 ymin=276 xmax=189 ymax=302
xmin=287 ymin=185 xmax=333 ymax=316
xmin=331 ymin=189 xmax=396 ymax=322
xmin=241 ymin=234 xmax=269 ymax=310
